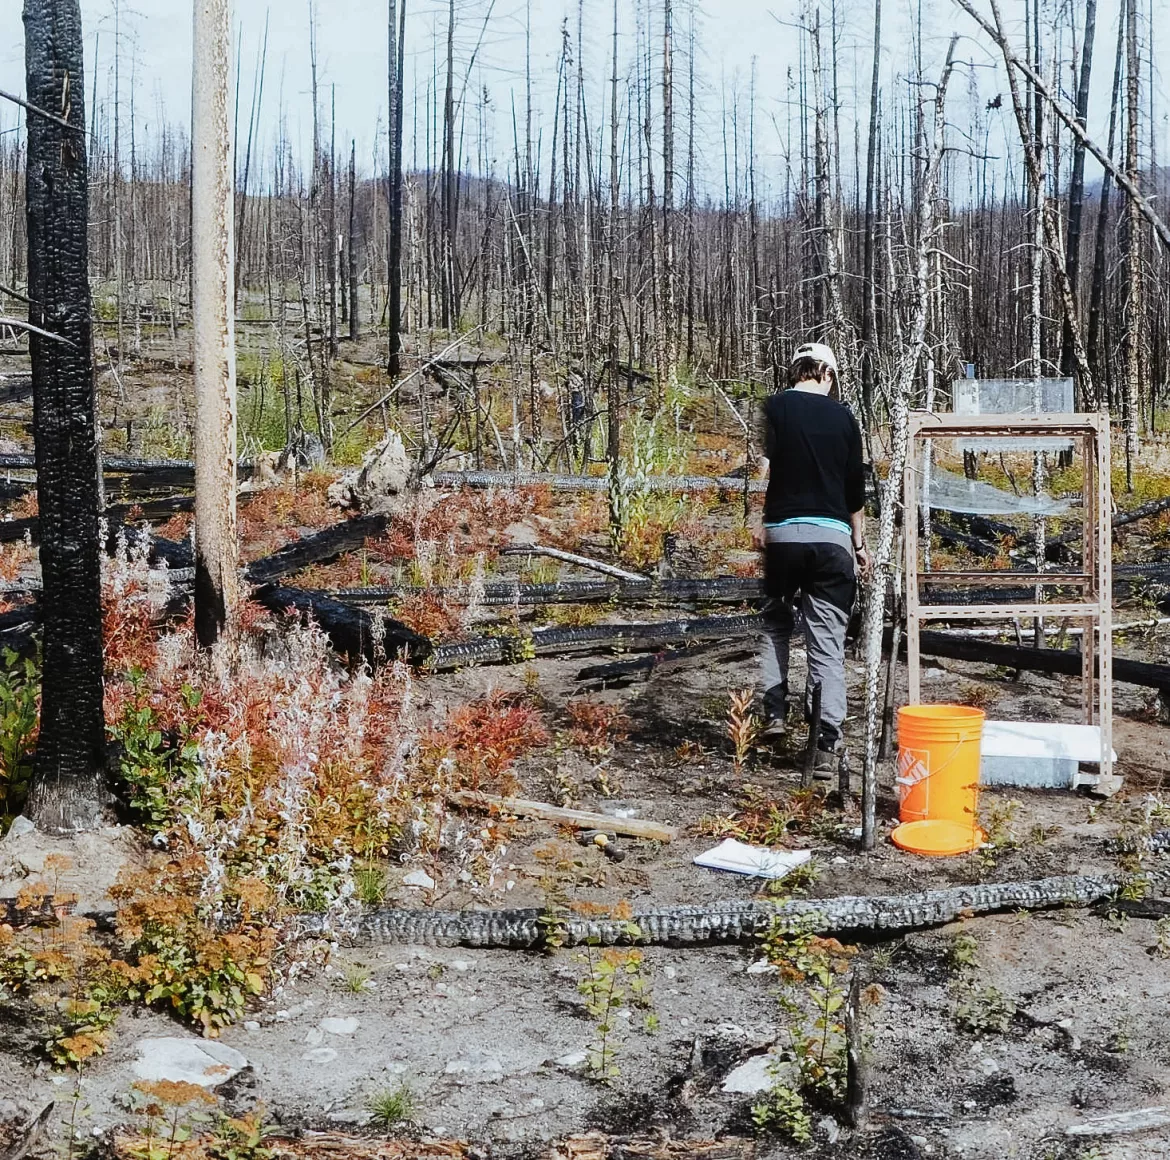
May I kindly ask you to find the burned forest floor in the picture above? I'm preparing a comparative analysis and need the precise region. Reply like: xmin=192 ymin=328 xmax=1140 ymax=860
xmin=1 ymin=335 xmax=1170 ymax=1160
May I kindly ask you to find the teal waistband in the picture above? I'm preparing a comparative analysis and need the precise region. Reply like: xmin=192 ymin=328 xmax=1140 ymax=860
xmin=765 ymin=517 xmax=852 ymax=537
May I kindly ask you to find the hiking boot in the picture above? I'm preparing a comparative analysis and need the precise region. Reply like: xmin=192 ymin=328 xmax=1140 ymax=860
xmin=759 ymin=684 xmax=789 ymax=740
xmin=812 ymin=732 xmax=843 ymax=781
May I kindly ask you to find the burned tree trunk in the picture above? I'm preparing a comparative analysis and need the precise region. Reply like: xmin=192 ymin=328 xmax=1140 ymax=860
xmin=348 ymin=138 xmax=359 ymax=343
xmin=1122 ymin=0 xmax=1141 ymax=490
xmin=1061 ymin=0 xmax=1095 ymax=388
xmin=387 ymin=0 xmax=406 ymax=376
xmin=23 ymin=0 xmax=107 ymax=833
xmin=191 ymin=0 xmax=239 ymax=648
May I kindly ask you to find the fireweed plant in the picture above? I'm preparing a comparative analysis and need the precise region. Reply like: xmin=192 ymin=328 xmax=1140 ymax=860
xmin=2 ymin=499 xmax=551 ymax=1049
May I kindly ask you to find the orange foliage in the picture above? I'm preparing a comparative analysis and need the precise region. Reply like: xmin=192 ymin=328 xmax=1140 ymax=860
xmin=565 ymin=698 xmax=630 ymax=756
xmin=418 ymin=692 xmax=547 ymax=793
xmin=392 ymin=592 xmax=462 ymax=640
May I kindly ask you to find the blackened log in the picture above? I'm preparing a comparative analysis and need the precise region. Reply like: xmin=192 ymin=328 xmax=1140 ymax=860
xmin=0 ymin=372 xmax=34 ymax=402
xmin=105 ymin=495 xmax=194 ymax=523
xmin=575 ymin=639 xmax=754 ymax=684
xmin=0 ymin=518 xmax=37 ymax=543
xmin=917 ymin=630 xmax=1170 ymax=692
xmin=245 ymin=513 xmax=394 ymax=584
xmin=0 ymin=601 xmax=40 ymax=658
xmin=334 ymin=576 xmax=763 ymax=608
xmin=1051 ymin=494 xmax=1170 ymax=546
xmin=251 ymin=583 xmax=431 ymax=665
xmin=22 ymin=0 xmax=107 ymax=833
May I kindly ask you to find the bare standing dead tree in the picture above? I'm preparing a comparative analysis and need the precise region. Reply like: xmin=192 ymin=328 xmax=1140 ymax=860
xmin=387 ymin=0 xmax=406 ymax=376
xmin=861 ymin=35 xmax=959 ymax=851
xmin=22 ymin=0 xmax=107 ymax=834
xmin=191 ymin=0 xmax=239 ymax=649
xmin=1122 ymin=0 xmax=1141 ymax=490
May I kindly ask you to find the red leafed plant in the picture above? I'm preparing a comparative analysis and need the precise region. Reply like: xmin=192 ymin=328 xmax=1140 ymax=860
xmin=565 ymin=698 xmax=630 ymax=757
xmin=418 ymin=691 xmax=548 ymax=793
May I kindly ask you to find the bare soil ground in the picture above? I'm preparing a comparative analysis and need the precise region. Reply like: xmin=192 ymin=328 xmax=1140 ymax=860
xmin=2 ymin=642 xmax=1169 ymax=1160
xmin=2 ymin=340 xmax=1170 ymax=1159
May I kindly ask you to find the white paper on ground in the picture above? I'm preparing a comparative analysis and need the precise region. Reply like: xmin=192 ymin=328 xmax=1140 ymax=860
xmin=694 ymin=838 xmax=812 ymax=880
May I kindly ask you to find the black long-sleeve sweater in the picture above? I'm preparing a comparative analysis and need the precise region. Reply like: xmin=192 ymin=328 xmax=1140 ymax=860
xmin=760 ymin=389 xmax=865 ymax=526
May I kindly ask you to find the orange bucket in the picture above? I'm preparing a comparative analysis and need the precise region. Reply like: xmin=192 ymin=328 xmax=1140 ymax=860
xmin=891 ymin=704 xmax=986 ymax=856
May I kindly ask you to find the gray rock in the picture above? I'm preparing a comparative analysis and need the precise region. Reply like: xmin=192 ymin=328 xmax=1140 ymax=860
xmin=403 ymin=869 xmax=436 ymax=890
xmin=3 ymin=816 xmax=35 ymax=840
xmin=816 ymin=1116 xmax=841 ymax=1144
xmin=132 ymin=1038 xmax=249 ymax=1088
xmin=445 ymin=1051 xmax=504 ymax=1083
xmin=304 ymin=1028 xmax=325 ymax=1046
xmin=320 ymin=1017 xmax=359 ymax=1036
xmin=721 ymin=1052 xmax=798 ymax=1095
xmin=301 ymin=1047 xmax=339 ymax=1064
xmin=554 ymin=1051 xmax=588 ymax=1069
xmin=326 ymin=1110 xmax=373 ymax=1126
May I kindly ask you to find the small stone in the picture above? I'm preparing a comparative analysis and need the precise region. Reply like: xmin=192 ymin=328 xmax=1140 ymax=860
xmin=403 ymin=869 xmax=435 ymax=890
xmin=275 ymin=1010 xmax=290 ymax=1021
xmin=663 ymin=966 xmax=677 ymax=980
xmin=746 ymin=960 xmax=776 ymax=975
xmin=911 ymin=1137 xmax=928 ymax=1148
xmin=979 ymin=1055 xmax=1000 ymax=1076
xmin=133 ymin=1038 xmax=249 ymax=1089
xmin=555 ymin=1051 xmax=588 ymax=1069
xmin=326 ymin=1110 xmax=373 ymax=1126
xmin=445 ymin=1052 xmax=504 ymax=1082
xmin=243 ymin=1021 xmax=261 ymax=1032
xmin=320 ymin=1017 xmax=359 ymax=1036
xmin=305 ymin=1028 xmax=325 ymax=1046
xmin=722 ymin=1053 xmax=792 ymax=1095
xmin=832 ymin=856 xmax=848 ymax=865
xmin=3 ymin=815 xmax=35 ymax=840
xmin=816 ymin=1116 xmax=841 ymax=1144
xmin=451 ymin=960 xmax=475 ymax=972
xmin=712 ymin=1023 xmax=750 ymax=1042
xmin=301 ymin=1048 xmax=339 ymax=1064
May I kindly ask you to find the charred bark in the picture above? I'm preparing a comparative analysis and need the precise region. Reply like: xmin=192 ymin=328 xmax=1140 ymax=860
xmin=22 ymin=0 xmax=107 ymax=833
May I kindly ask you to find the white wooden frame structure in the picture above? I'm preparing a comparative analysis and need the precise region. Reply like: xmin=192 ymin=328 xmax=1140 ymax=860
xmin=905 ymin=411 xmax=1114 ymax=789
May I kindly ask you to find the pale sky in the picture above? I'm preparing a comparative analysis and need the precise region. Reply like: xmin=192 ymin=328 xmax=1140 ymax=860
xmin=0 ymin=0 xmax=1164 ymax=205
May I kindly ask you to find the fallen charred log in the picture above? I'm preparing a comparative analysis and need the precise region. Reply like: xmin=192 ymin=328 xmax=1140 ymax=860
xmin=431 ymin=469 xmax=767 ymax=496
xmin=428 ymin=613 xmax=763 ymax=671
xmin=334 ymin=576 xmax=763 ymax=608
xmin=295 ymin=874 xmax=1119 ymax=948
xmin=575 ymin=640 xmax=755 ymax=684
xmin=245 ymin=513 xmax=394 ymax=584
xmin=251 ymin=583 xmax=431 ymax=665
xmin=917 ymin=630 xmax=1170 ymax=692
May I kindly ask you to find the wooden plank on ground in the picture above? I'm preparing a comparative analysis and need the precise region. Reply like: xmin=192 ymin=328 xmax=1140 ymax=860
xmin=450 ymin=791 xmax=678 ymax=842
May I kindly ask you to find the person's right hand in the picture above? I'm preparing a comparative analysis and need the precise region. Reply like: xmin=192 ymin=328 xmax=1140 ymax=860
xmin=855 ymin=543 xmax=873 ymax=577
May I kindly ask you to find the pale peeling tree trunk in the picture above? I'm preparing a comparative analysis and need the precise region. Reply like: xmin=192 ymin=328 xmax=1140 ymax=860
xmin=860 ymin=36 xmax=959 ymax=850
xmin=809 ymin=3 xmax=856 ymax=408
xmin=23 ymin=0 xmax=107 ymax=833
xmin=192 ymin=0 xmax=239 ymax=649
xmin=989 ymin=0 xmax=1096 ymax=416
xmin=1123 ymin=0 xmax=1141 ymax=490
xmin=660 ymin=0 xmax=678 ymax=394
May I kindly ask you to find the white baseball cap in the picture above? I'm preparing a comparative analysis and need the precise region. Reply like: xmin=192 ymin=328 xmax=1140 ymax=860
xmin=791 ymin=341 xmax=839 ymax=376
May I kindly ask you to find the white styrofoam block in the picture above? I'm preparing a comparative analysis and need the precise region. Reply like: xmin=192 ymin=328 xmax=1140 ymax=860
xmin=980 ymin=721 xmax=1115 ymax=763
xmin=981 ymin=755 xmax=1077 ymax=789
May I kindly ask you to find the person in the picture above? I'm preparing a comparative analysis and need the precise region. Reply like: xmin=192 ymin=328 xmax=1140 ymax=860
xmin=756 ymin=341 xmax=870 ymax=773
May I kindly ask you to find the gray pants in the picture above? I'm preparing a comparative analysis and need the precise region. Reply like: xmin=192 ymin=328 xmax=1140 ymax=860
xmin=760 ymin=524 xmax=856 ymax=740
